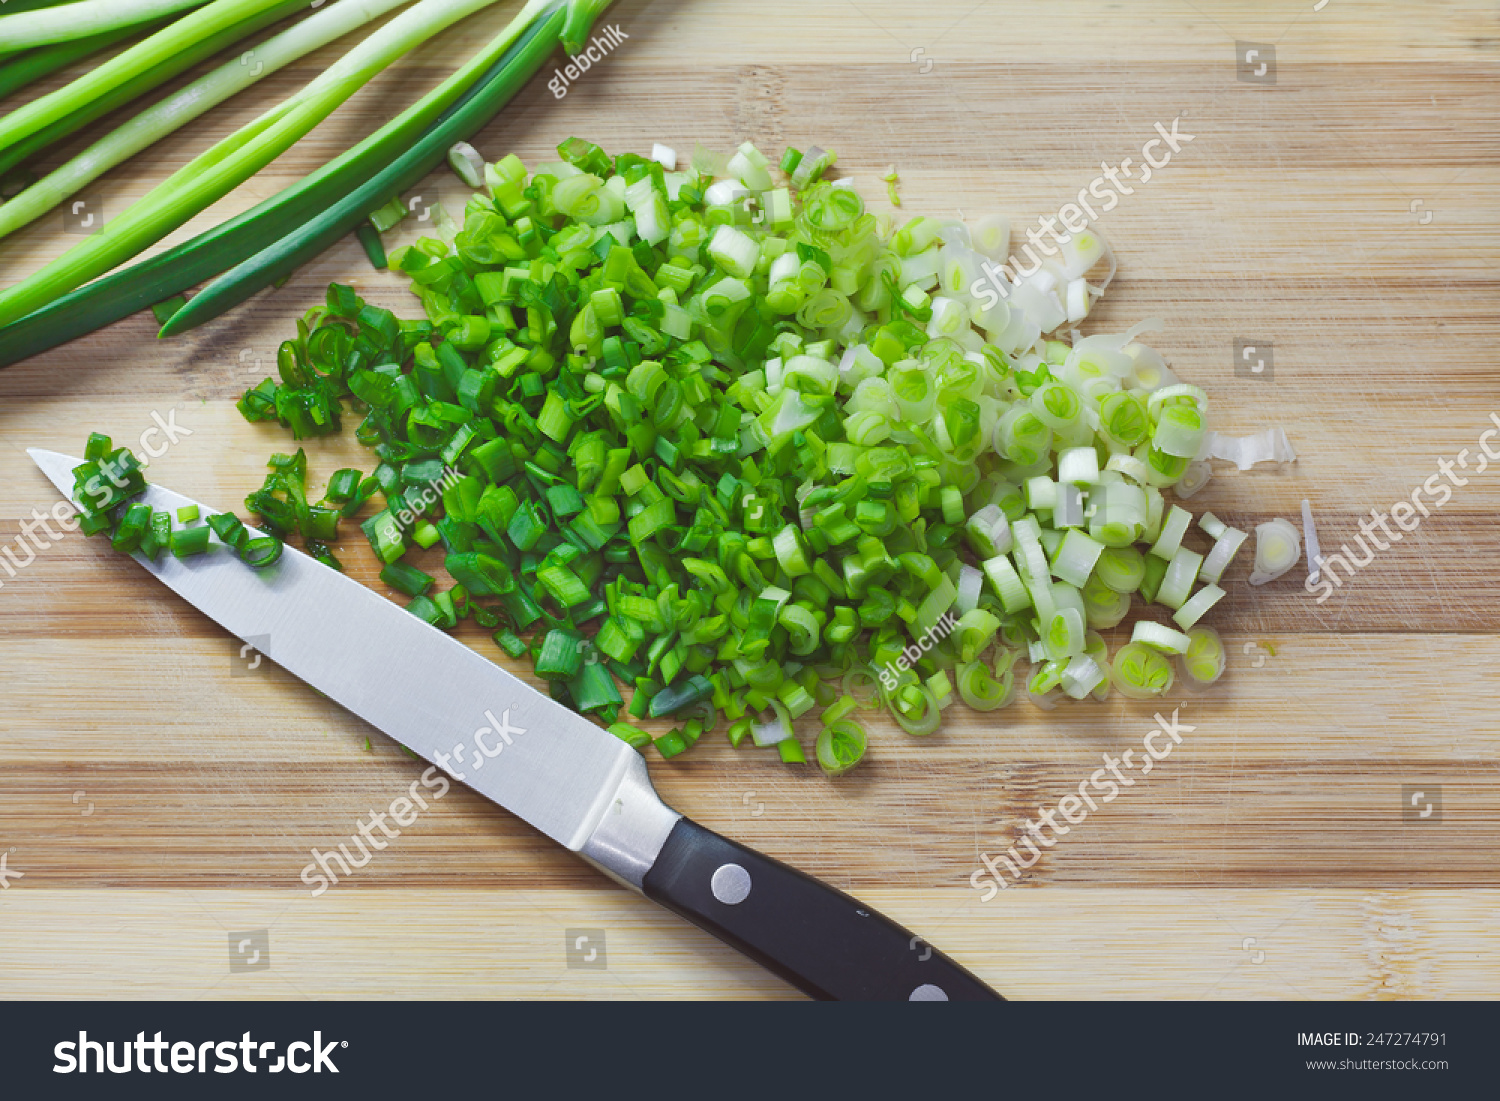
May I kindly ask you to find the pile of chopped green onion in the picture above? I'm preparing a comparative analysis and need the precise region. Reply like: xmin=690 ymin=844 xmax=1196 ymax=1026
xmin=75 ymin=136 xmax=1262 ymax=774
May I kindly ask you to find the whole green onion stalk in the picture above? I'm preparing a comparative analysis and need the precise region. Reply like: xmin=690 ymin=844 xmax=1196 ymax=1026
xmin=0 ymin=0 xmax=305 ymax=162
xmin=0 ymin=0 xmax=610 ymax=364
xmin=0 ymin=0 xmax=542 ymax=327
xmin=160 ymin=0 xmax=604 ymax=334
xmin=0 ymin=0 xmax=413 ymax=239
xmin=0 ymin=0 xmax=211 ymax=51
xmin=0 ymin=2 xmax=321 ymax=181
xmin=0 ymin=21 xmax=162 ymax=103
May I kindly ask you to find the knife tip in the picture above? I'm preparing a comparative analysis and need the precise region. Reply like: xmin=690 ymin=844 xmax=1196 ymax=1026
xmin=26 ymin=448 xmax=81 ymax=496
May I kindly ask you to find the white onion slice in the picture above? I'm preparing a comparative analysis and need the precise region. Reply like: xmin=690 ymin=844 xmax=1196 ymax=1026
xmin=955 ymin=565 xmax=984 ymax=616
xmin=1058 ymin=227 xmax=1107 ymax=278
xmin=446 ymin=141 xmax=485 ymax=188
xmin=1247 ymin=518 xmax=1301 ymax=585
xmin=1172 ymin=583 xmax=1225 ymax=630
xmin=1132 ymin=620 xmax=1192 ymax=654
xmin=1105 ymin=453 xmax=1153 ymax=485
xmin=649 ymin=142 xmax=678 ymax=170
xmin=1011 ymin=276 xmax=1065 ymax=333
xmin=751 ymin=701 xmax=795 ymax=746
xmin=1027 ymin=267 xmax=1058 ymax=296
xmin=966 ymin=503 xmax=1013 ymax=556
xmin=1200 ymin=526 xmax=1248 ymax=584
xmin=1122 ymin=317 xmax=1165 ymax=344
xmin=971 ymin=213 xmax=1010 ymax=260
xmin=1124 ymin=343 xmax=1177 ymax=391
xmin=934 ymin=218 xmax=972 ymax=248
xmin=938 ymin=243 xmax=983 ymax=297
xmin=1175 ymin=460 xmax=1212 ymax=499
xmin=1067 ymin=333 xmax=1132 ymax=379
xmin=1060 ymin=654 xmax=1105 ymax=699
xmin=1065 ymin=277 xmax=1090 ymax=322
xmin=703 ymin=179 xmax=747 ymax=207
xmin=1026 ymin=683 xmax=1062 ymax=710
xmin=1053 ymin=483 xmax=1085 ymax=528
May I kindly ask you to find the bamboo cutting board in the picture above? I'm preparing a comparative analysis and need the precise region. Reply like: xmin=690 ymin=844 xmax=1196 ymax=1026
xmin=0 ymin=0 xmax=1497 ymax=1000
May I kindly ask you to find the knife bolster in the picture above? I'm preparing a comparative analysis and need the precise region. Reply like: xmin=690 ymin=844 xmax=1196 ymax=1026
xmin=577 ymin=749 xmax=683 ymax=890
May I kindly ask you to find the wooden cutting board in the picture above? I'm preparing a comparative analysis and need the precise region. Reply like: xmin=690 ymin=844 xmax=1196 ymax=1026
xmin=1 ymin=0 xmax=1496 ymax=1000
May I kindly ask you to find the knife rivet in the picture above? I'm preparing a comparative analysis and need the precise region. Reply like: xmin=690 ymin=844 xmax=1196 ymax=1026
xmin=909 ymin=984 xmax=948 ymax=1001
xmin=710 ymin=862 xmax=752 ymax=905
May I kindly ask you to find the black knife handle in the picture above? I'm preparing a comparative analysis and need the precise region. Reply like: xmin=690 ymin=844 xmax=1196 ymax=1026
xmin=641 ymin=817 xmax=1003 ymax=1001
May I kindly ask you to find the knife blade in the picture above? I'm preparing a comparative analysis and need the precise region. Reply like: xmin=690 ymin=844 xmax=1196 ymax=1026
xmin=31 ymin=448 xmax=1002 ymax=1001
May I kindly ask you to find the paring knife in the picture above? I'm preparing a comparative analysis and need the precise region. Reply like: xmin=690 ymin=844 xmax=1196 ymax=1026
xmin=31 ymin=449 xmax=1002 ymax=1002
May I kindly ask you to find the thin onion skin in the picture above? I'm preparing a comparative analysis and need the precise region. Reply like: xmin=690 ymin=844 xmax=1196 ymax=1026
xmin=842 ymin=666 xmax=883 ymax=708
xmin=1025 ymin=685 xmax=1061 ymax=711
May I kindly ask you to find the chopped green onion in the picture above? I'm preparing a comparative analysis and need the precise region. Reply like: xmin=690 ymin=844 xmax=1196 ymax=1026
xmin=170 ymin=524 xmax=211 ymax=557
xmin=1179 ymin=625 xmax=1227 ymax=686
xmin=1172 ymin=583 xmax=1225 ymax=630
xmin=1081 ymin=572 xmax=1130 ymax=630
xmin=608 ymin=720 xmax=652 ymax=749
xmin=1131 ymin=620 xmax=1192 ymax=655
xmin=356 ymin=222 xmax=388 ymax=270
xmin=86 ymin=129 xmax=1266 ymax=760
xmin=1200 ymin=525 xmax=1248 ymax=584
xmin=957 ymin=660 xmax=1014 ymax=711
xmin=1149 ymin=504 xmax=1192 ymax=560
xmin=242 ymin=535 xmax=283 ymax=567
xmin=1155 ymin=546 xmax=1203 ymax=610
xmin=1049 ymin=527 xmax=1103 ymax=588
xmin=1111 ymin=641 xmax=1175 ymax=699
xmin=1059 ymin=653 xmax=1106 ymax=699
xmin=777 ymin=736 xmax=806 ymax=764
xmin=380 ymin=561 xmax=434 ymax=597
xmin=814 ymin=717 xmax=866 ymax=774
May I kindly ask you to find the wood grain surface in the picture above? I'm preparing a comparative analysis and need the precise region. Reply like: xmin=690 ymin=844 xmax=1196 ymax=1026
xmin=1 ymin=0 xmax=1497 ymax=999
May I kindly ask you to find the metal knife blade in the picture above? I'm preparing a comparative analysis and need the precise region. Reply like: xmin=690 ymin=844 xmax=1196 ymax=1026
xmin=28 ymin=448 xmax=680 ymax=887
